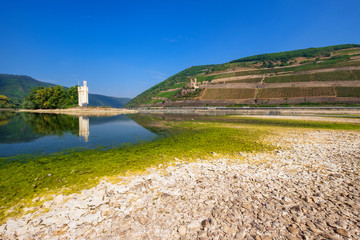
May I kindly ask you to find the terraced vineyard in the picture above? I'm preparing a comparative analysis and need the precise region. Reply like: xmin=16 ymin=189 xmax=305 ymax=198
xmin=264 ymin=70 xmax=360 ymax=83
xmin=202 ymin=89 xmax=255 ymax=99
xmin=157 ymin=90 xmax=180 ymax=98
xmin=257 ymin=87 xmax=336 ymax=99
xmin=126 ymin=44 xmax=360 ymax=107
xmin=336 ymin=87 xmax=360 ymax=97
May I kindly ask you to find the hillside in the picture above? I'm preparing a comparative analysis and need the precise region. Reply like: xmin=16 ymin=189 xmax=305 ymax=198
xmin=126 ymin=44 xmax=360 ymax=107
xmin=0 ymin=74 xmax=131 ymax=108
xmin=89 ymin=93 xmax=131 ymax=108
xmin=0 ymin=74 xmax=54 ymax=106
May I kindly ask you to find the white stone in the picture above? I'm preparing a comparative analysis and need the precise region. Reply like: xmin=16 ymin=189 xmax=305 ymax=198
xmin=78 ymin=81 xmax=88 ymax=107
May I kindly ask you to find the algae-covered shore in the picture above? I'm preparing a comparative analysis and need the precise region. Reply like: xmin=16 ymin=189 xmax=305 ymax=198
xmin=0 ymin=114 xmax=359 ymax=239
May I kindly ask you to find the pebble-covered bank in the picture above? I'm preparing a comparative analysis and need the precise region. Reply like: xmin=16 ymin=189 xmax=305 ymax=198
xmin=1 ymin=129 xmax=359 ymax=240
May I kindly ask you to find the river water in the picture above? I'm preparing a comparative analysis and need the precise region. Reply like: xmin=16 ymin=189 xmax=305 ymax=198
xmin=2 ymin=110 xmax=358 ymax=158
xmin=0 ymin=112 xmax=157 ymax=158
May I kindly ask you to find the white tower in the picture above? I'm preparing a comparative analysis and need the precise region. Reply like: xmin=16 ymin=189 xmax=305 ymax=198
xmin=78 ymin=81 xmax=88 ymax=107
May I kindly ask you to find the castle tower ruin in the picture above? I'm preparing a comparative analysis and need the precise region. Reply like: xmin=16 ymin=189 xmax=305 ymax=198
xmin=190 ymin=78 xmax=199 ymax=89
xmin=78 ymin=81 xmax=88 ymax=107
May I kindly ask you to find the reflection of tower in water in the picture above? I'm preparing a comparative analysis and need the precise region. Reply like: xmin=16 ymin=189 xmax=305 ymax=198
xmin=79 ymin=116 xmax=89 ymax=142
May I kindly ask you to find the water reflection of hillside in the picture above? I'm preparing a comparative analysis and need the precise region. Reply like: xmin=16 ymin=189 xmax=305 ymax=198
xmin=23 ymin=113 xmax=79 ymax=136
xmin=127 ymin=114 xmax=177 ymax=136
xmin=0 ymin=112 xmax=42 ymax=143
xmin=0 ymin=112 xmax=137 ymax=144
xmin=0 ymin=112 xmax=159 ymax=157
xmin=0 ymin=112 xmax=79 ymax=144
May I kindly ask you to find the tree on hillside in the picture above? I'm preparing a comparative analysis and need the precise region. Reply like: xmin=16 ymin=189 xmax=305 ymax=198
xmin=23 ymin=85 xmax=78 ymax=109
xmin=0 ymin=95 xmax=12 ymax=108
xmin=0 ymin=95 xmax=22 ymax=108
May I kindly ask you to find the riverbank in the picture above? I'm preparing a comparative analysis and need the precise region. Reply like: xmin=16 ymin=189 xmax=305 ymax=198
xmin=137 ymin=106 xmax=360 ymax=116
xmin=18 ymin=107 xmax=137 ymax=116
xmin=4 ymin=106 xmax=360 ymax=117
xmin=1 ymin=128 xmax=359 ymax=239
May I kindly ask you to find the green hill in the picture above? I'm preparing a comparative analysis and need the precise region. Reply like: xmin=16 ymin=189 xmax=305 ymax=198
xmin=89 ymin=93 xmax=131 ymax=108
xmin=0 ymin=74 xmax=131 ymax=108
xmin=0 ymin=74 xmax=54 ymax=106
xmin=126 ymin=44 xmax=360 ymax=107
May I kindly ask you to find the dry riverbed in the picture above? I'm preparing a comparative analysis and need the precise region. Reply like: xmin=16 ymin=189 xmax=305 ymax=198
xmin=1 ymin=129 xmax=359 ymax=239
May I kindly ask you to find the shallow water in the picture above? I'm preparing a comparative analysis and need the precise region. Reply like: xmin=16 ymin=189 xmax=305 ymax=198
xmin=1 ymin=110 xmax=358 ymax=158
xmin=0 ymin=112 xmax=157 ymax=157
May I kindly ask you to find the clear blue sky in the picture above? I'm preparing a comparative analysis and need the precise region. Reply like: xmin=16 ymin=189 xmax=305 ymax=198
xmin=1 ymin=0 xmax=359 ymax=98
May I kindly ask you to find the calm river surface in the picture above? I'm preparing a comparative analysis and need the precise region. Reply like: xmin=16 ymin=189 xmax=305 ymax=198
xmin=0 ymin=112 xmax=157 ymax=158
xmin=2 ymin=110 xmax=357 ymax=158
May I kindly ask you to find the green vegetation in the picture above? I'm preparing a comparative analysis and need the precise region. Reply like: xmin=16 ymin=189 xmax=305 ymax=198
xmin=0 ymin=120 xmax=272 ymax=223
xmin=224 ymin=116 xmax=360 ymax=130
xmin=126 ymin=44 xmax=360 ymax=107
xmin=0 ymin=95 xmax=13 ymax=108
xmin=257 ymin=87 xmax=335 ymax=98
xmin=169 ymin=82 xmax=186 ymax=89
xmin=126 ymin=65 xmax=218 ymax=107
xmin=229 ymin=78 xmax=262 ymax=83
xmin=336 ymin=87 xmax=360 ymax=97
xmin=22 ymin=85 xmax=132 ymax=109
xmin=265 ymin=70 xmax=360 ymax=83
xmin=1 ymin=114 xmax=359 ymax=223
xmin=88 ymin=93 xmax=131 ymax=108
xmin=197 ymin=72 xmax=237 ymax=82
xmin=157 ymin=90 xmax=180 ymax=98
xmin=197 ymin=75 xmax=217 ymax=82
xmin=337 ymin=48 xmax=360 ymax=54
xmin=0 ymin=74 xmax=54 ymax=108
xmin=23 ymin=85 xmax=78 ymax=109
xmin=202 ymin=88 xmax=255 ymax=99
xmin=146 ymin=99 xmax=164 ymax=105
xmin=202 ymin=59 xmax=359 ymax=82
xmin=229 ymin=44 xmax=359 ymax=64
xmin=0 ymin=74 xmax=131 ymax=108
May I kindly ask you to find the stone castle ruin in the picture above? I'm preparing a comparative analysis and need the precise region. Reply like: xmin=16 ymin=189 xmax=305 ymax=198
xmin=78 ymin=81 xmax=88 ymax=107
xmin=180 ymin=78 xmax=202 ymax=96
xmin=190 ymin=78 xmax=199 ymax=89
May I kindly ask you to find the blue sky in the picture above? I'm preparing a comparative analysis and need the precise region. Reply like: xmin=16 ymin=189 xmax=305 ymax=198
xmin=1 ymin=0 xmax=359 ymax=98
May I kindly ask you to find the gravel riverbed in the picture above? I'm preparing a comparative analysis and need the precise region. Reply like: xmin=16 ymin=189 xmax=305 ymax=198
xmin=1 ymin=129 xmax=359 ymax=239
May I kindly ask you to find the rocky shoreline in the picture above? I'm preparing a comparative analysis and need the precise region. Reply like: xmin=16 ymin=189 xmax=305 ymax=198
xmin=1 ymin=129 xmax=359 ymax=239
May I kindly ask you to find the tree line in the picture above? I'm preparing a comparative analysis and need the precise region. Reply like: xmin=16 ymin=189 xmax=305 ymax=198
xmin=23 ymin=85 xmax=78 ymax=109
xmin=229 ymin=44 xmax=360 ymax=64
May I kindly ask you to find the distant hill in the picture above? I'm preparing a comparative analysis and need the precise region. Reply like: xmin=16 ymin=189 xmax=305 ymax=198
xmin=89 ymin=93 xmax=131 ymax=108
xmin=0 ymin=74 xmax=131 ymax=108
xmin=0 ymin=74 xmax=54 ymax=104
xmin=126 ymin=44 xmax=360 ymax=107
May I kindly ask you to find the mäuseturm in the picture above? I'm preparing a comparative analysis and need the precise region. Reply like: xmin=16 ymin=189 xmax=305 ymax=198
xmin=78 ymin=81 xmax=89 ymax=107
